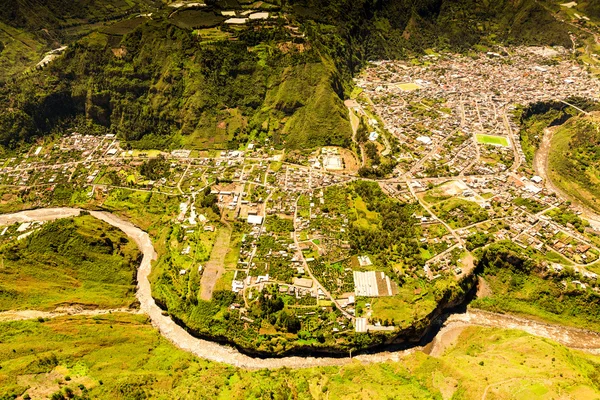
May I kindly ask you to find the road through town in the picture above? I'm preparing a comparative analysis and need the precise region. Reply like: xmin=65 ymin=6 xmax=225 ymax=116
xmin=2 ymin=208 xmax=600 ymax=369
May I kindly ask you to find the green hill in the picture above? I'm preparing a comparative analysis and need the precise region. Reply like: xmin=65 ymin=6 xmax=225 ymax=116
xmin=0 ymin=0 xmax=159 ymax=83
xmin=0 ymin=0 xmax=574 ymax=150
xmin=1 ymin=314 xmax=599 ymax=399
xmin=548 ymin=112 xmax=600 ymax=214
xmin=0 ymin=215 xmax=140 ymax=311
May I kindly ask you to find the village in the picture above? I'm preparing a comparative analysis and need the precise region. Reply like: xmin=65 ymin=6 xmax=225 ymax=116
xmin=1 ymin=46 xmax=600 ymax=336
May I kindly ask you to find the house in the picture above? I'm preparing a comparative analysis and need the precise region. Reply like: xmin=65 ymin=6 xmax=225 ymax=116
xmin=247 ymin=215 xmax=264 ymax=225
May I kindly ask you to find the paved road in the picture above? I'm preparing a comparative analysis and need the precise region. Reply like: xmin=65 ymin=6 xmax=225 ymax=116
xmin=3 ymin=208 xmax=600 ymax=369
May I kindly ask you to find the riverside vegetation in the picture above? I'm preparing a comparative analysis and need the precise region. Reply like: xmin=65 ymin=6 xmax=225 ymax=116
xmin=2 ymin=0 xmax=600 ymax=398
xmin=472 ymin=241 xmax=600 ymax=333
xmin=0 ymin=215 xmax=140 ymax=312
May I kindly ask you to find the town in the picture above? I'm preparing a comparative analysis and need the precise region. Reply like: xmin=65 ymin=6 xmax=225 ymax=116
xmin=1 ymin=45 xmax=600 ymax=340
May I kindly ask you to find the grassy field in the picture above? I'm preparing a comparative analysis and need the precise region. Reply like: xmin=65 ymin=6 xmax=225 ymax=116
xmin=367 ymin=280 xmax=438 ymax=327
xmin=0 ymin=215 xmax=140 ymax=312
xmin=0 ymin=314 xmax=599 ymax=399
xmin=476 ymin=134 xmax=510 ymax=147
xmin=397 ymin=82 xmax=421 ymax=91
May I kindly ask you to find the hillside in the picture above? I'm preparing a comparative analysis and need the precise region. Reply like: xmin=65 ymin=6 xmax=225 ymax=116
xmin=472 ymin=241 xmax=600 ymax=332
xmin=0 ymin=215 xmax=140 ymax=311
xmin=0 ymin=0 xmax=159 ymax=43
xmin=0 ymin=0 xmax=574 ymax=151
xmin=0 ymin=0 xmax=159 ymax=83
xmin=1 ymin=314 xmax=599 ymax=399
xmin=548 ymin=112 xmax=600 ymax=214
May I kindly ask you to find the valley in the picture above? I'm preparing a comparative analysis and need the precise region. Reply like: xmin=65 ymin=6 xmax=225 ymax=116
xmin=2 ymin=0 xmax=600 ymax=399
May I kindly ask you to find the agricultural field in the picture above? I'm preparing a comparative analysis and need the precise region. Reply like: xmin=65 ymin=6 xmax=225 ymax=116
xmin=170 ymin=9 xmax=226 ymax=30
xmin=101 ymin=16 xmax=148 ymax=36
xmin=0 ymin=22 xmax=45 ymax=82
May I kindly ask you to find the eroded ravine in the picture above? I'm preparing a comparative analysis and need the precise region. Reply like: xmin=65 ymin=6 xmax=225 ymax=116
xmin=1 ymin=208 xmax=600 ymax=369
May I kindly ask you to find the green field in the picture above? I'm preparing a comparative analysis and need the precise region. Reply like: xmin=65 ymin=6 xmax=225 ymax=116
xmin=476 ymin=134 xmax=510 ymax=147
xmin=1 ymin=314 xmax=599 ymax=399
xmin=170 ymin=10 xmax=226 ymax=30
xmin=0 ymin=215 xmax=140 ymax=311
xmin=397 ymin=82 xmax=421 ymax=91
xmin=101 ymin=16 xmax=148 ymax=36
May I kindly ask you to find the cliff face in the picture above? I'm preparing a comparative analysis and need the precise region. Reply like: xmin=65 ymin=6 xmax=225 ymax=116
xmin=162 ymin=273 xmax=478 ymax=358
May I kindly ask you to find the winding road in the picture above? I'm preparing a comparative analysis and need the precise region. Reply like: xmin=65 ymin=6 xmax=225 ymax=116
xmin=2 ymin=208 xmax=600 ymax=368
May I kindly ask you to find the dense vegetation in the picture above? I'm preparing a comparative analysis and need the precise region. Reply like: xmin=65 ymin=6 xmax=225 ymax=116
xmin=473 ymin=241 xmax=600 ymax=332
xmin=0 ymin=0 xmax=575 ymax=151
xmin=349 ymin=181 xmax=422 ymax=272
xmin=0 ymin=8 xmax=351 ymax=151
xmin=517 ymin=99 xmax=600 ymax=164
xmin=0 ymin=215 xmax=140 ymax=311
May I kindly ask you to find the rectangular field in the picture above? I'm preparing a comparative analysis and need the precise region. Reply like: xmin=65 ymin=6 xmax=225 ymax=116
xmin=476 ymin=134 xmax=510 ymax=147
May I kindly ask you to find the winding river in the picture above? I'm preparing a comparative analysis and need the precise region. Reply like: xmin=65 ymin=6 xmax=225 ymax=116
xmin=1 ymin=207 xmax=599 ymax=369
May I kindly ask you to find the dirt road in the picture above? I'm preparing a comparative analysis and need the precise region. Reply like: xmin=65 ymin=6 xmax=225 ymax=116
xmin=3 ymin=208 xmax=600 ymax=369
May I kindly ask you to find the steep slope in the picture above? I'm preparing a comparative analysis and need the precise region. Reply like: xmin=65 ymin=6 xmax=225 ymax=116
xmin=0 ymin=0 xmax=160 ymax=82
xmin=0 ymin=13 xmax=352 ymax=150
xmin=0 ymin=215 xmax=140 ymax=311
xmin=0 ymin=0 xmax=160 ymax=43
xmin=0 ymin=0 xmax=573 ymax=150
xmin=290 ymin=0 xmax=572 ymax=69
xmin=548 ymin=112 xmax=600 ymax=214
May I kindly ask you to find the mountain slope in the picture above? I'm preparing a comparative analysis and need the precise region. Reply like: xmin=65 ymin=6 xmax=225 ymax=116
xmin=0 ymin=0 xmax=573 ymax=150
xmin=548 ymin=112 xmax=600 ymax=214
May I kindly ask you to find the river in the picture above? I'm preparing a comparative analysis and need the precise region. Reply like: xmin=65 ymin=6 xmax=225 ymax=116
xmin=1 ymin=208 xmax=599 ymax=369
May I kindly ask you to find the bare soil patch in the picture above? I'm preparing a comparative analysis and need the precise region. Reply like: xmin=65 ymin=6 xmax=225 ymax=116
xmin=200 ymin=227 xmax=232 ymax=300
